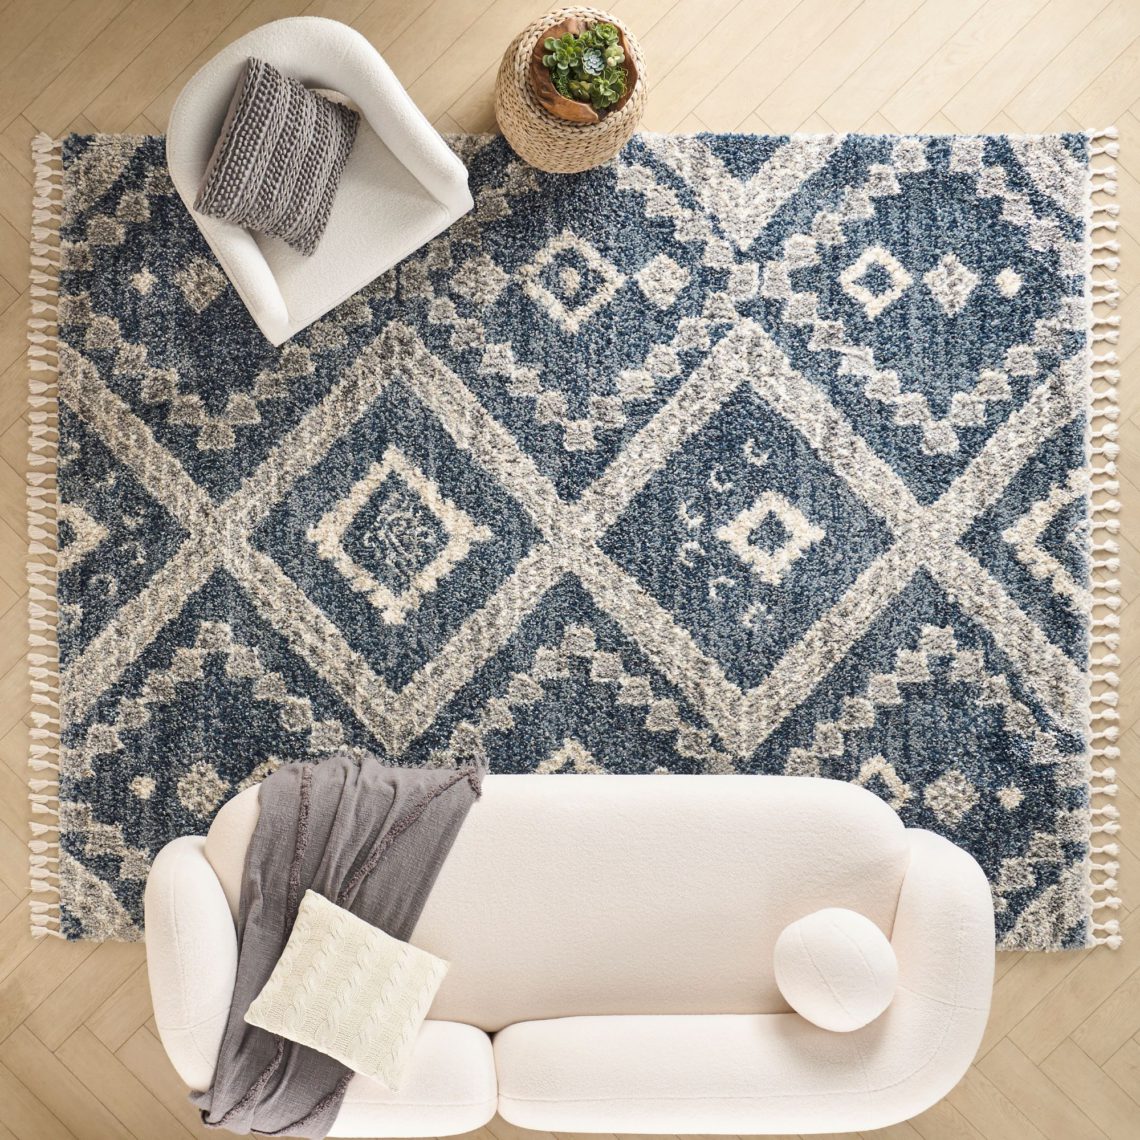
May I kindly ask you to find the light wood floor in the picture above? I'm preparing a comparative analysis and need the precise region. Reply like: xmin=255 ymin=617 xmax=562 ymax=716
xmin=0 ymin=1 xmax=1137 ymax=1137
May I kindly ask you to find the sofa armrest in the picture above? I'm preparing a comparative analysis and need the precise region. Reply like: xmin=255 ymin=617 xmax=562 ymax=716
xmin=841 ymin=827 xmax=994 ymax=1126
xmin=144 ymin=835 xmax=237 ymax=1092
xmin=892 ymin=828 xmax=995 ymax=1010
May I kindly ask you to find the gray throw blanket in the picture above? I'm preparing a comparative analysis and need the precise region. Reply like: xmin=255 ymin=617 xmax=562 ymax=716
xmin=191 ymin=752 xmax=481 ymax=1137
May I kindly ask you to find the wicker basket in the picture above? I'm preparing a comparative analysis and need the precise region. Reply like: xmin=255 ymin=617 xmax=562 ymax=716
xmin=494 ymin=6 xmax=647 ymax=174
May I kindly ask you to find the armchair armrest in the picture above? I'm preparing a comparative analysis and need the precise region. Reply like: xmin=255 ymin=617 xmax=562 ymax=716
xmin=196 ymin=223 xmax=291 ymax=337
xmin=283 ymin=21 xmax=473 ymax=219
xmin=144 ymin=835 xmax=238 ymax=1092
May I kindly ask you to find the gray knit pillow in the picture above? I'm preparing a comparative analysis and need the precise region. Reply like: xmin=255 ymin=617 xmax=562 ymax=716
xmin=195 ymin=58 xmax=359 ymax=256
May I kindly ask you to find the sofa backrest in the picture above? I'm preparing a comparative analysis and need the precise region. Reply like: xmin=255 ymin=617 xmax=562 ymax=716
xmin=205 ymin=774 xmax=909 ymax=1032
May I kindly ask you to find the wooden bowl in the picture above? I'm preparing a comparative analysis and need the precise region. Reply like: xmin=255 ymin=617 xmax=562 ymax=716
xmin=529 ymin=17 xmax=638 ymax=124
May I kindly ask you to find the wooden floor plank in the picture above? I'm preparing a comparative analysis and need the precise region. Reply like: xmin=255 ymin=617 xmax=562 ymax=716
xmin=24 ymin=940 xmax=145 ymax=1051
xmin=0 ymin=1056 xmax=75 ymax=1140
xmin=881 ymin=0 xmax=1048 ymax=132
xmin=943 ymin=0 xmax=1111 ymax=130
xmin=23 ymin=0 xmax=193 ymax=138
xmin=977 ymin=1039 xmax=1107 ymax=1140
xmin=57 ymin=1026 xmax=199 ymax=1140
xmin=0 ymin=1026 xmax=132 ymax=1140
xmin=1039 ymin=1039 xmax=1140 ymax=1140
xmin=0 ymin=0 xmax=131 ymax=135
xmin=87 ymin=963 xmax=155 ymax=1052
xmin=817 ymin=0 xmax=985 ymax=131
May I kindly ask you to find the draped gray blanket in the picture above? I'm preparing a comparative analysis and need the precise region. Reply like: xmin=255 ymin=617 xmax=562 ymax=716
xmin=191 ymin=753 xmax=481 ymax=1137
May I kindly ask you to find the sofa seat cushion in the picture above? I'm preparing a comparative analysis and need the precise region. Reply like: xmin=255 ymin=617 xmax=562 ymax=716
xmin=330 ymin=1021 xmax=496 ymax=1138
xmin=774 ymin=907 xmax=898 ymax=1032
xmin=493 ymin=1008 xmax=975 ymax=1135
xmin=207 ymin=775 xmax=911 ymax=1031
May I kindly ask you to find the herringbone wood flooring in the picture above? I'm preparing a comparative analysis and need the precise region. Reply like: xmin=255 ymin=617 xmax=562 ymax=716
xmin=0 ymin=1 xmax=1137 ymax=1137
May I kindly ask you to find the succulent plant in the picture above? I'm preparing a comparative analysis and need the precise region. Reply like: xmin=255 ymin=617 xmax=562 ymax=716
xmin=541 ymin=21 xmax=629 ymax=111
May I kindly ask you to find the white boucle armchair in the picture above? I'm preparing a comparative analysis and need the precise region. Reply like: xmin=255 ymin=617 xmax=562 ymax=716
xmin=145 ymin=775 xmax=994 ymax=1137
xmin=166 ymin=17 xmax=473 ymax=345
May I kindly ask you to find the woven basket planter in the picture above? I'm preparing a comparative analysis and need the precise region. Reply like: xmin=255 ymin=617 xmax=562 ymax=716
xmin=494 ymin=6 xmax=647 ymax=174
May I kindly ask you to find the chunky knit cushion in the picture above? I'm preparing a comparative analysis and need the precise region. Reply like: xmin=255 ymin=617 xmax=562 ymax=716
xmin=244 ymin=890 xmax=449 ymax=1090
xmin=194 ymin=57 xmax=359 ymax=256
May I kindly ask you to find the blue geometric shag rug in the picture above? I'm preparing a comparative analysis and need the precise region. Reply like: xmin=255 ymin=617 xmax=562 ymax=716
xmin=27 ymin=131 xmax=1122 ymax=948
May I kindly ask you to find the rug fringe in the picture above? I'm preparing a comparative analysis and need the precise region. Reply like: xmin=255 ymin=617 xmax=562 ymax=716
xmin=1086 ymin=126 xmax=1122 ymax=949
xmin=26 ymin=133 xmax=64 ymax=940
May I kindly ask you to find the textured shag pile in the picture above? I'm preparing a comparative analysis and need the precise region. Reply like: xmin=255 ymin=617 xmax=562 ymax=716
xmin=27 ymin=131 xmax=1122 ymax=948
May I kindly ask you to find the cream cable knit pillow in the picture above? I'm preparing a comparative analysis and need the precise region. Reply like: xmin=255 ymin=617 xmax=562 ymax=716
xmin=245 ymin=890 xmax=448 ymax=1090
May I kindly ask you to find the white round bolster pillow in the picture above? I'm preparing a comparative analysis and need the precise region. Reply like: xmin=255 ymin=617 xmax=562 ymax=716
xmin=773 ymin=907 xmax=898 ymax=1032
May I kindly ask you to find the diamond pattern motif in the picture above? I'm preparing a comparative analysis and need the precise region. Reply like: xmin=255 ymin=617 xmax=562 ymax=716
xmin=307 ymin=447 xmax=492 ymax=624
xmin=715 ymin=492 xmax=825 ymax=585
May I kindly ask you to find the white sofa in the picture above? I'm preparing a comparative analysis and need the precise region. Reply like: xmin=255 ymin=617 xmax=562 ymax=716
xmin=166 ymin=17 xmax=473 ymax=345
xmin=145 ymin=775 xmax=994 ymax=1136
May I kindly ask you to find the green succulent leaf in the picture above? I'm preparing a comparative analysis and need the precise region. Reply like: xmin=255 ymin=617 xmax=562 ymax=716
xmin=539 ymin=19 xmax=630 ymax=112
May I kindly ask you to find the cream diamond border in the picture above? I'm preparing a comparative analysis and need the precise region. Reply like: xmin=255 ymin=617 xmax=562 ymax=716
xmin=306 ymin=445 xmax=492 ymax=624
xmin=839 ymin=245 xmax=913 ymax=318
xmin=518 ymin=229 xmax=626 ymax=333
xmin=714 ymin=491 xmax=825 ymax=586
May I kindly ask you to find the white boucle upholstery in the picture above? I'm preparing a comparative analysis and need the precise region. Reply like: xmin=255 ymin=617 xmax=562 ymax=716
xmin=204 ymin=775 xmax=910 ymax=1028
xmin=146 ymin=774 xmax=994 ymax=1136
xmin=166 ymin=17 xmax=473 ymax=345
xmin=773 ymin=907 xmax=899 ymax=1032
